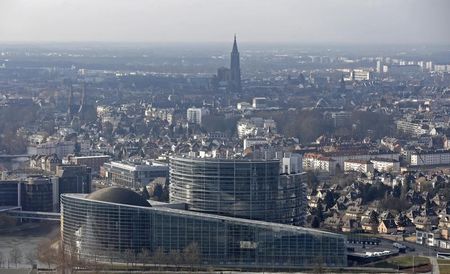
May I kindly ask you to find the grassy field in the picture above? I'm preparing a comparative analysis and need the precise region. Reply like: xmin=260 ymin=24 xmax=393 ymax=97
xmin=388 ymin=256 xmax=429 ymax=267
xmin=438 ymin=259 xmax=450 ymax=274
xmin=371 ymin=256 xmax=430 ymax=270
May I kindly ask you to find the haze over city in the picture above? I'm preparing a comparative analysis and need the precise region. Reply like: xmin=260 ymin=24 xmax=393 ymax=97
xmin=1 ymin=1 xmax=450 ymax=273
xmin=0 ymin=0 xmax=449 ymax=44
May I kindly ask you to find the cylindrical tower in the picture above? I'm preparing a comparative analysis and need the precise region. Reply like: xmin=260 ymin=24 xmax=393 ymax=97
xmin=169 ymin=156 xmax=305 ymax=225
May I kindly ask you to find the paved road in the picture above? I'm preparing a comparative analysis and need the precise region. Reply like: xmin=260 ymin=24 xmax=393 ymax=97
xmin=429 ymin=257 xmax=440 ymax=274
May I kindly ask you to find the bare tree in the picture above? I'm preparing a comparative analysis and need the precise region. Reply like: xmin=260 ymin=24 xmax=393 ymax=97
xmin=85 ymin=253 xmax=103 ymax=273
xmin=9 ymin=247 xmax=22 ymax=268
xmin=0 ymin=251 xmax=4 ymax=268
xmin=37 ymin=240 xmax=54 ymax=269
xmin=105 ymin=244 xmax=116 ymax=269
xmin=138 ymin=248 xmax=151 ymax=269
xmin=183 ymin=242 xmax=201 ymax=271
xmin=169 ymin=249 xmax=182 ymax=271
xmin=123 ymin=249 xmax=134 ymax=270
xmin=55 ymin=241 xmax=82 ymax=274
xmin=25 ymin=250 xmax=36 ymax=268
xmin=152 ymin=247 xmax=165 ymax=271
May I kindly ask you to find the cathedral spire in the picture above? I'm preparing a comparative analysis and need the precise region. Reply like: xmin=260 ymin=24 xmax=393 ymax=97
xmin=232 ymin=34 xmax=238 ymax=53
xmin=230 ymin=35 xmax=242 ymax=92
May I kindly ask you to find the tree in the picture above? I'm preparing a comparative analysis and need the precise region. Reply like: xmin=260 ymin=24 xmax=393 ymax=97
xmin=0 ymin=251 xmax=4 ymax=268
xmin=123 ymin=249 xmax=135 ymax=270
xmin=37 ymin=240 xmax=54 ymax=269
xmin=138 ymin=248 xmax=151 ymax=269
xmin=105 ymin=244 xmax=116 ymax=269
xmin=55 ymin=241 xmax=83 ymax=274
xmin=316 ymin=199 xmax=324 ymax=222
xmin=380 ymin=197 xmax=411 ymax=212
xmin=311 ymin=216 xmax=320 ymax=228
xmin=152 ymin=247 xmax=165 ymax=270
xmin=393 ymin=185 xmax=401 ymax=198
xmin=142 ymin=186 xmax=150 ymax=200
xmin=25 ymin=250 xmax=36 ymax=268
xmin=324 ymin=191 xmax=335 ymax=210
xmin=9 ymin=247 xmax=22 ymax=268
xmin=169 ymin=250 xmax=182 ymax=271
xmin=153 ymin=184 xmax=164 ymax=201
xmin=401 ymin=175 xmax=413 ymax=200
xmin=183 ymin=242 xmax=201 ymax=271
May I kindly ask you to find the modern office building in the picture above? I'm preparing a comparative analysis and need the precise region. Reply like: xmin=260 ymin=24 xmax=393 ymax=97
xmin=56 ymin=165 xmax=92 ymax=194
xmin=102 ymin=161 xmax=169 ymax=189
xmin=0 ymin=180 xmax=21 ymax=207
xmin=20 ymin=176 xmax=54 ymax=212
xmin=61 ymin=187 xmax=346 ymax=268
xmin=53 ymin=164 xmax=92 ymax=210
xmin=0 ymin=165 xmax=92 ymax=212
xmin=169 ymin=156 xmax=306 ymax=225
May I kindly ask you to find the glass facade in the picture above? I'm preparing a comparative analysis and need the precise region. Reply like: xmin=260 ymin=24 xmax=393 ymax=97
xmin=61 ymin=193 xmax=347 ymax=268
xmin=0 ymin=181 xmax=19 ymax=207
xmin=170 ymin=156 xmax=306 ymax=225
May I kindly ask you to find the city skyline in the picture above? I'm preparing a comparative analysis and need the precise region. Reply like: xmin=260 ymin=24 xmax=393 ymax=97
xmin=1 ymin=1 xmax=450 ymax=272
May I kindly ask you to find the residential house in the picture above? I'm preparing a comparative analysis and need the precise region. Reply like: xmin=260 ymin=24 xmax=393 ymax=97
xmin=378 ymin=219 xmax=398 ymax=234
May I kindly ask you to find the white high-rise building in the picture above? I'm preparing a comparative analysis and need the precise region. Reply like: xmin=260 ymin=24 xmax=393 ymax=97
xmin=376 ymin=60 xmax=383 ymax=73
xmin=186 ymin=107 xmax=204 ymax=125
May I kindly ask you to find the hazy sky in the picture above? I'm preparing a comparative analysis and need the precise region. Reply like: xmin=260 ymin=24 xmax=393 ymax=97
xmin=0 ymin=0 xmax=449 ymax=44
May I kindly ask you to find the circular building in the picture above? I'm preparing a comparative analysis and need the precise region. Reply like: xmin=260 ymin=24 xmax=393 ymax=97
xmin=86 ymin=187 xmax=151 ymax=207
xmin=61 ymin=187 xmax=151 ymax=260
xmin=61 ymin=187 xmax=347 ymax=268
xmin=169 ymin=156 xmax=305 ymax=224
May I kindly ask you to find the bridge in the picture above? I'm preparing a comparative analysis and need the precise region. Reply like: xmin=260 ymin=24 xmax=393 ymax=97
xmin=0 ymin=154 xmax=29 ymax=158
xmin=7 ymin=210 xmax=60 ymax=222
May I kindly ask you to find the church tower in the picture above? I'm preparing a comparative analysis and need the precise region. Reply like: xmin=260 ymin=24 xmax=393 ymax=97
xmin=230 ymin=35 xmax=242 ymax=92
xmin=67 ymin=83 xmax=74 ymax=121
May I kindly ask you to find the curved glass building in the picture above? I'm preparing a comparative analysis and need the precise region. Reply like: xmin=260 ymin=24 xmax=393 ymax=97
xmin=170 ymin=156 xmax=306 ymax=225
xmin=61 ymin=187 xmax=347 ymax=268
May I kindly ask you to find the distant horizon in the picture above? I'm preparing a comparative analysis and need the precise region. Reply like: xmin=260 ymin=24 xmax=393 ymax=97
xmin=1 ymin=40 xmax=449 ymax=49
xmin=1 ymin=40 xmax=450 ymax=45
xmin=1 ymin=0 xmax=449 ymax=45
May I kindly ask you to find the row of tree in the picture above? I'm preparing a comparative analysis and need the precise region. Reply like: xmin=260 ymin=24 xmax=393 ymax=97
xmin=119 ymin=242 xmax=201 ymax=271
xmin=34 ymin=239 xmax=202 ymax=272
xmin=0 ymin=246 xmax=36 ymax=269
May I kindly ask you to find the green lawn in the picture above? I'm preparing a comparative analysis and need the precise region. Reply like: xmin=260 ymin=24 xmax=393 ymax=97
xmin=438 ymin=259 xmax=450 ymax=274
xmin=387 ymin=256 xmax=429 ymax=268
xmin=371 ymin=256 xmax=430 ymax=269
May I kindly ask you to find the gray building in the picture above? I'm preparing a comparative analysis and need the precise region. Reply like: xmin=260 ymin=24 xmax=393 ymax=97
xmin=103 ymin=161 xmax=168 ymax=189
xmin=169 ymin=156 xmax=307 ymax=225
xmin=0 ymin=177 xmax=54 ymax=212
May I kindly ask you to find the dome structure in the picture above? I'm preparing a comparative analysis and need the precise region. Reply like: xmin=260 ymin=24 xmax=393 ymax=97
xmin=86 ymin=187 xmax=150 ymax=207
